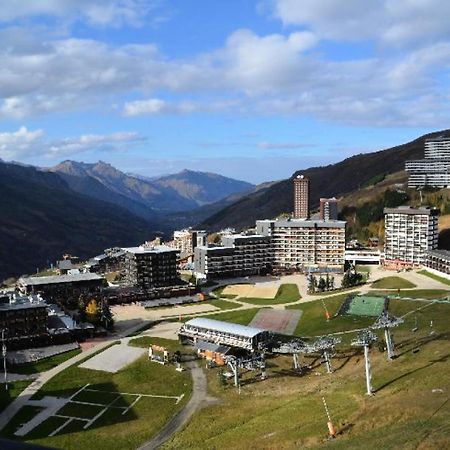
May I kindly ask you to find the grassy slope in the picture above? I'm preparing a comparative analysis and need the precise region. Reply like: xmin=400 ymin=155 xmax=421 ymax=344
xmin=165 ymin=299 xmax=450 ymax=450
xmin=418 ymin=269 xmax=450 ymax=287
xmin=1 ymin=346 xmax=193 ymax=449
xmin=207 ymin=299 xmax=240 ymax=310
xmin=0 ymin=380 xmax=33 ymax=411
xmin=371 ymin=276 xmax=416 ymax=289
xmin=240 ymin=284 xmax=300 ymax=305
xmin=368 ymin=289 xmax=449 ymax=299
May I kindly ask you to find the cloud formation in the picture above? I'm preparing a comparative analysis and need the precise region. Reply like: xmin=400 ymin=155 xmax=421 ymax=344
xmin=0 ymin=0 xmax=163 ymax=27
xmin=0 ymin=127 xmax=144 ymax=160
xmin=0 ymin=1 xmax=449 ymax=128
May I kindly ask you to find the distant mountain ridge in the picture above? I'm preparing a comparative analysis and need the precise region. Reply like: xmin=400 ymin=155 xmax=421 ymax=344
xmin=199 ymin=128 xmax=450 ymax=231
xmin=50 ymin=161 xmax=254 ymax=215
xmin=0 ymin=161 xmax=154 ymax=280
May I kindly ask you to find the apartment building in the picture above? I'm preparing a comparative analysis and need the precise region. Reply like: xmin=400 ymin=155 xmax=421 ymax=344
xmin=293 ymin=174 xmax=310 ymax=219
xmin=424 ymin=249 xmax=450 ymax=278
xmin=0 ymin=293 xmax=48 ymax=344
xmin=194 ymin=234 xmax=272 ymax=279
xmin=384 ymin=206 xmax=439 ymax=267
xmin=405 ymin=137 xmax=450 ymax=188
xmin=257 ymin=219 xmax=346 ymax=272
xmin=122 ymin=245 xmax=179 ymax=289
xmin=168 ymin=229 xmax=207 ymax=255
xmin=319 ymin=197 xmax=338 ymax=220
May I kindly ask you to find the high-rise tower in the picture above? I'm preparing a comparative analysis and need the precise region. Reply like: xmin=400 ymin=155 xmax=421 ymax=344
xmin=293 ymin=174 xmax=310 ymax=219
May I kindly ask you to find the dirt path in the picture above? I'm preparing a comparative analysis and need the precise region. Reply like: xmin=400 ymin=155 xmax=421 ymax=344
xmin=138 ymin=361 xmax=211 ymax=450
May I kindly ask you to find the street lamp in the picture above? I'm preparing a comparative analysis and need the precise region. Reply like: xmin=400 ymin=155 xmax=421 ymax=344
xmin=1 ymin=328 xmax=8 ymax=391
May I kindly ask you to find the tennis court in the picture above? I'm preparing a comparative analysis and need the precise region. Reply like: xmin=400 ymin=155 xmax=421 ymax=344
xmin=346 ymin=295 xmax=386 ymax=317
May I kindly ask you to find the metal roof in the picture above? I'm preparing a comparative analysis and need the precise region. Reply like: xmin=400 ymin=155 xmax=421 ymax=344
xmin=122 ymin=245 xmax=179 ymax=254
xmin=185 ymin=317 xmax=264 ymax=338
xmin=19 ymin=273 xmax=104 ymax=286
xmin=274 ymin=219 xmax=346 ymax=228
xmin=194 ymin=340 xmax=231 ymax=354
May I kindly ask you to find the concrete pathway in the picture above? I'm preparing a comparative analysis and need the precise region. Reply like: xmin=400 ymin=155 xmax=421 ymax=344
xmin=0 ymin=320 xmax=150 ymax=432
xmin=138 ymin=361 xmax=213 ymax=450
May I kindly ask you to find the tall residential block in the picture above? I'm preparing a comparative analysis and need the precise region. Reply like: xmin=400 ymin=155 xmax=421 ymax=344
xmin=405 ymin=136 xmax=450 ymax=188
xmin=123 ymin=245 xmax=179 ymax=289
xmin=384 ymin=206 xmax=439 ymax=267
xmin=319 ymin=197 xmax=338 ymax=220
xmin=293 ymin=175 xmax=310 ymax=219
xmin=257 ymin=219 xmax=346 ymax=272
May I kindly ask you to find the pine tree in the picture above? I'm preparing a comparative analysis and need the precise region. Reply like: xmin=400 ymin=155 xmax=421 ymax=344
xmin=99 ymin=300 xmax=114 ymax=330
xmin=318 ymin=277 xmax=326 ymax=292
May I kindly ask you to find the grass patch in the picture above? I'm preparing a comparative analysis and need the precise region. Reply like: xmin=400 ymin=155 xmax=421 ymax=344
xmin=164 ymin=315 xmax=450 ymax=450
xmin=240 ymin=284 xmax=300 ymax=305
xmin=198 ymin=308 xmax=262 ymax=325
xmin=1 ymin=351 xmax=193 ymax=449
xmin=371 ymin=276 xmax=416 ymax=289
xmin=206 ymin=299 xmax=239 ymax=310
xmin=10 ymin=349 xmax=81 ymax=375
xmin=128 ymin=336 xmax=184 ymax=353
xmin=0 ymin=379 xmax=32 ymax=410
xmin=57 ymin=402 xmax=105 ymax=419
xmin=418 ymin=269 xmax=450 ymax=286
xmin=286 ymin=293 xmax=374 ymax=338
xmin=368 ymin=289 xmax=449 ymax=299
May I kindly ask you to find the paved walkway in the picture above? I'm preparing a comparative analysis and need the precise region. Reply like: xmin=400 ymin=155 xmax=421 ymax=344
xmin=0 ymin=320 xmax=150 ymax=432
xmin=138 ymin=361 xmax=213 ymax=450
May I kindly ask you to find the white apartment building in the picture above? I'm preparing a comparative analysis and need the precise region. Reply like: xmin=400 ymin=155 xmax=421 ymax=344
xmin=405 ymin=137 xmax=450 ymax=188
xmin=384 ymin=206 xmax=439 ymax=267
xmin=257 ymin=219 xmax=346 ymax=272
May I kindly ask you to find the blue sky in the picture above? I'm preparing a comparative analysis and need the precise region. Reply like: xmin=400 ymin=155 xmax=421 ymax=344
xmin=0 ymin=0 xmax=449 ymax=183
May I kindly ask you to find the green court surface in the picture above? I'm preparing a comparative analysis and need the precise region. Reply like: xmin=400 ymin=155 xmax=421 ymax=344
xmin=346 ymin=295 xmax=386 ymax=317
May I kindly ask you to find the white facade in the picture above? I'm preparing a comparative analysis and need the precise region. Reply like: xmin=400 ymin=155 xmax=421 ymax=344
xmin=405 ymin=137 xmax=450 ymax=188
xmin=384 ymin=207 xmax=439 ymax=267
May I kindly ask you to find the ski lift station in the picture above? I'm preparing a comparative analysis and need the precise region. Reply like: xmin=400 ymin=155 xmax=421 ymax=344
xmin=179 ymin=317 xmax=272 ymax=351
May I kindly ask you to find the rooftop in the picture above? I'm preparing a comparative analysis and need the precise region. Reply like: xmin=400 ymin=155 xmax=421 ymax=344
xmin=384 ymin=206 xmax=439 ymax=216
xmin=184 ymin=317 xmax=265 ymax=338
xmin=122 ymin=245 xmax=179 ymax=255
xmin=19 ymin=272 xmax=104 ymax=286
xmin=274 ymin=218 xmax=346 ymax=228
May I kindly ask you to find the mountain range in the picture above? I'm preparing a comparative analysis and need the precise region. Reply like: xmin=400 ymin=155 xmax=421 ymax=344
xmin=50 ymin=161 xmax=254 ymax=215
xmin=0 ymin=162 xmax=253 ymax=280
xmin=2 ymin=128 xmax=450 ymax=281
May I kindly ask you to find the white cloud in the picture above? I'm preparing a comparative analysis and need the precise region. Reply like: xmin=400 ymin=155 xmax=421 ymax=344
xmin=0 ymin=126 xmax=44 ymax=159
xmin=0 ymin=127 xmax=145 ymax=160
xmin=1 ymin=10 xmax=450 ymax=127
xmin=271 ymin=0 xmax=450 ymax=46
xmin=123 ymin=98 xmax=199 ymax=116
xmin=0 ymin=0 xmax=165 ymax=27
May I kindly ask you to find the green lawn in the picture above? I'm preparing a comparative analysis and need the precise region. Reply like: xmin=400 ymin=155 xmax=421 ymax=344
xmin=418 ymin=269 xmax=450 ymax=286
xmin=0 ymin=380 xmax=33 ymax=410
xmin=206 ymin=299 xmax=240 ymax=310
xmin=1 ymin=344 xmax=193 ymax=450
xmin=129 ymin=336 xmax=186 ymax=353
xmin=286 ymin=293 xmax=374 ymax=338
xmin=240 ymin=284 xmax=300 ymax=305
xmin=164 ymin=302 xmax=450 ymax=450
xmin=197 ymin=308 xmax=262 ymax=325
xmin=368 ymin=289 xmax=449 ymax=299
xmin=371 ymin=276 xmax=416 ymax=289
xmin=10 ymin=349 xmax=82 ymax=375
